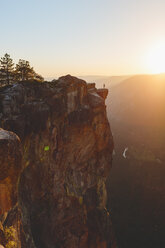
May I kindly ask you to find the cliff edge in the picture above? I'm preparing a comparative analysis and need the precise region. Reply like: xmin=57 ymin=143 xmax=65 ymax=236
xmin=0 ymin=75 xmax=115 ymax=248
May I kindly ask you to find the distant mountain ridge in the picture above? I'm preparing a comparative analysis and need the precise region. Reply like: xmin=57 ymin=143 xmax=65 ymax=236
xmin=79 ymin=75 xmax=131 ymax=88
xmin=108 ymin=73 xmax=165 ymax=127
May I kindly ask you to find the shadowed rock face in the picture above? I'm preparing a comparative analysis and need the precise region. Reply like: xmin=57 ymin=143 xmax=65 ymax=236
xmin=0 ymin=75 xmax=115 ymax=248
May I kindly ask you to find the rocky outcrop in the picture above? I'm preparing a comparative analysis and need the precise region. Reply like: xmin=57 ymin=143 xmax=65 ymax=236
xmin=97 ymin=89 xmax=108 ymax=100
xmin=0 ymin=75 xmax=115 ymax=248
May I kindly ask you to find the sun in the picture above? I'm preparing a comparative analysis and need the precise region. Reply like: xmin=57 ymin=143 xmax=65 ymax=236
xmin=145 ymin=42 xmax=165 ymax=74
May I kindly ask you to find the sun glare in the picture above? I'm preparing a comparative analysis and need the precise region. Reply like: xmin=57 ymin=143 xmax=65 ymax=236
xmin=146 ymin=42 xmax=165 ymax=74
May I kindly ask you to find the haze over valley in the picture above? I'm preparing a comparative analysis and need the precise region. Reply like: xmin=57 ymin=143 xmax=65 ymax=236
xmin=105 ymin=73 xmax=165 ymax=248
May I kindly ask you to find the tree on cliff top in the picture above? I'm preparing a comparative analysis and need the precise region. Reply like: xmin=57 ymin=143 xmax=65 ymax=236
xmin=0 ymin=54 xmax=44 ymax=86
xmin=15 ymin=59 xmax=44 ymax=82
xmin=0 ymin=53 xmax=14 ymax=85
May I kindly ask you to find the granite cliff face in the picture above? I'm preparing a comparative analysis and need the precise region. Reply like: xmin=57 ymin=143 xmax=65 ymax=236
xmin=0 ymin=128 xmax=22 ymax=248
xmin=0 ymin=75 xmax=115 ymax=248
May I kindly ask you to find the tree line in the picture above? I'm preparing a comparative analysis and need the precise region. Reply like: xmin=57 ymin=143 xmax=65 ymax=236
xmin=0 ymin=53 xmax=44 ymax=86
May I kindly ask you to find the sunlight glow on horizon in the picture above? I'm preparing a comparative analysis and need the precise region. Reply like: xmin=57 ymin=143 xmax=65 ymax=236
xmin=145 ymin=41 xmax=165 ymax=74
xmin=1 ymin=0 xmax=165 ymax=77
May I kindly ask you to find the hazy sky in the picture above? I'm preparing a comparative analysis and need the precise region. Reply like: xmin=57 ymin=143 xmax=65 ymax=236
xmin=1 ymin=0 xmax=165 ymax=77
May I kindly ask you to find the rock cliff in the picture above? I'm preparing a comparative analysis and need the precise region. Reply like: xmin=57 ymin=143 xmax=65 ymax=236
xmin=0 ymin=75 xmax=115 ymax=248
xmin=0 ymin=128 xmax=22 ymax=248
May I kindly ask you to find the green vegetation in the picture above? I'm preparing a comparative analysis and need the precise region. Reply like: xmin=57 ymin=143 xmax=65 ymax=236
xmin=44 ymin=145 xmax=50 ymax=151
xmin=0 ymin=53 xmax=44 ymax=86
xmin=0 ymin=54 xmax=14 ymax=85
xmin=15 ymin=59 xmax=44 ymax=82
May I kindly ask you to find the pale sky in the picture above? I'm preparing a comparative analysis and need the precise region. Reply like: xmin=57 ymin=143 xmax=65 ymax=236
xmin=1 ymin=0 xmax=165 ymax=78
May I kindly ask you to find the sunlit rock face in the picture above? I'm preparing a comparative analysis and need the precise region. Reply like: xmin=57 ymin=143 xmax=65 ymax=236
xmin=0 ymin=128 xmax=22 ymax=248
xmin=0 ymin=129 xmax=22 ymax=213
xmin=97 ymin=89 xmax=108 ymax=100
xmin=0 ymin=75 xmax=115 ymax=248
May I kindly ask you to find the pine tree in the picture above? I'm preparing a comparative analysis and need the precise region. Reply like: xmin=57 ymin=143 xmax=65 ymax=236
xmin=15 ymin=59 xmax=44 ymax=82
xmin=0 ymin=53 xmax=14 ymax=85
xmin=0 ymin=69 xmax=4 ymax=86
xmin=15 ymin=59 xmax=34 ymax=81
xmin=34 ymin=73 xmax=44 ymax=82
